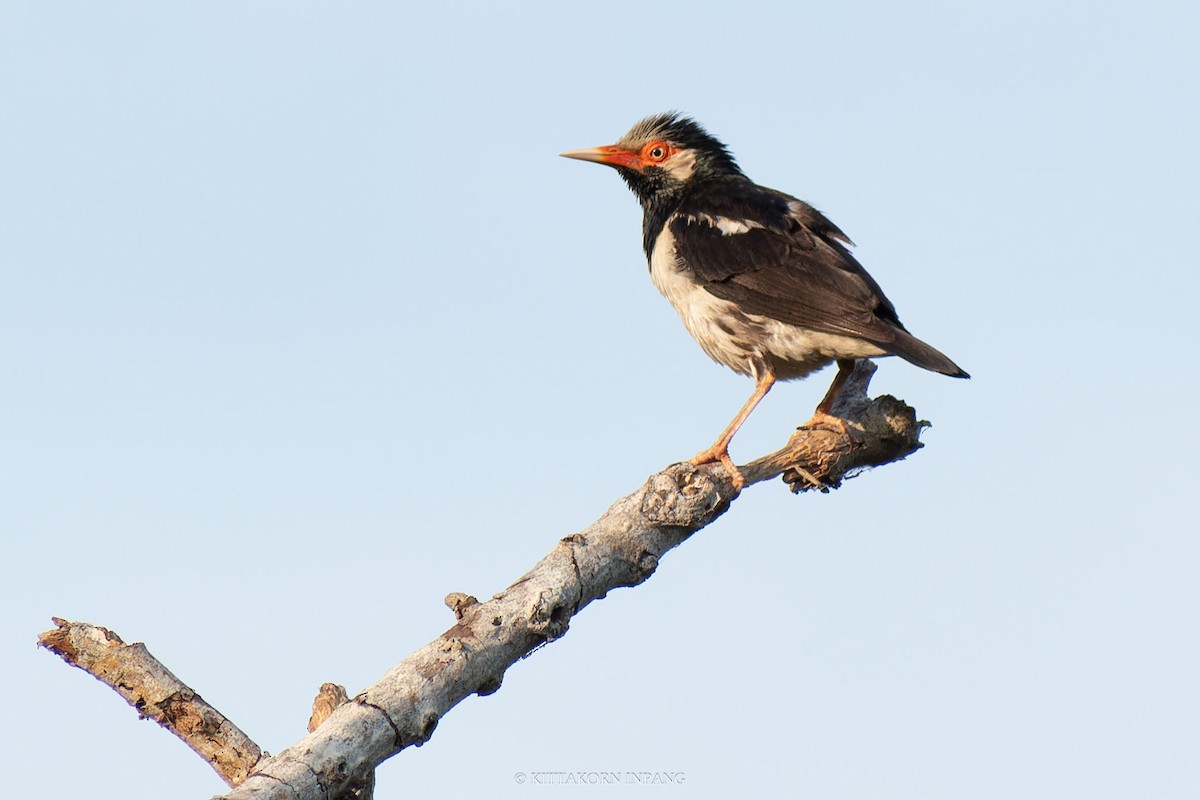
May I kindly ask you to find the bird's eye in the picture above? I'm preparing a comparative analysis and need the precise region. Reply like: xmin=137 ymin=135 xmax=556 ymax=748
xmin=645 ymin=142 xmax=672 ymax=163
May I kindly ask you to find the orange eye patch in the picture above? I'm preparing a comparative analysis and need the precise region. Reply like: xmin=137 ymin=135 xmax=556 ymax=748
xmin=641 ymin=141 xmax=675 ymax=164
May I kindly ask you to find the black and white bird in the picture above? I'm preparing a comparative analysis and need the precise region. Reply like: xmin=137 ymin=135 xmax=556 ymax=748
xmin=562 ymin=113 xmax=968 ymax=485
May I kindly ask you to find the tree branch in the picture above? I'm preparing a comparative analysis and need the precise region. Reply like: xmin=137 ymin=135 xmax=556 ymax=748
xmin=741 ymin=360 xmax=926 ymax=490
xmin=37 ymin=618 xmax=262 ymax=786
xmin=38 ymin=360 xmax=930 ymax=799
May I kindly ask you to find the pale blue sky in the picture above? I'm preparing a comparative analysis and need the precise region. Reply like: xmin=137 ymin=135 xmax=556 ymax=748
xmin=3 ymin=2 xmax=1198 ymax=798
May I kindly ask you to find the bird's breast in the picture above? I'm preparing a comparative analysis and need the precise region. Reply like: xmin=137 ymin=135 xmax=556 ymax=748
xmin=648 ymin=224 xmax=766 ymax=377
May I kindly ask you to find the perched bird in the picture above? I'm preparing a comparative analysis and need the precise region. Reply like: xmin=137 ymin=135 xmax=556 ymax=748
xmin=562 ymin=113 xmax=968 ymax=486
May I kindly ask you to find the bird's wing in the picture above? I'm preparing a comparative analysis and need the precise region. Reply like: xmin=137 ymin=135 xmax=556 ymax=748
xmin=669 ymin=198 xmax=905 ymax=345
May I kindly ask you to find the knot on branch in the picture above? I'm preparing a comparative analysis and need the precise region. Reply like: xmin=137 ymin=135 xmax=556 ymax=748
xmin=528 ymin=588 xmax=575 ymax=641
xmin=308 ymin=683 xmax=350 ymax=732
xmin=443 ymin=592 xmax=479 ymax=621
xmin=639 ymin=463 xmax=735 ymax=526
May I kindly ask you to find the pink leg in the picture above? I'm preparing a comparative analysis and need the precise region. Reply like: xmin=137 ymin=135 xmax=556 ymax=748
xmin=691 ymin=369 xmax=777 ymax=488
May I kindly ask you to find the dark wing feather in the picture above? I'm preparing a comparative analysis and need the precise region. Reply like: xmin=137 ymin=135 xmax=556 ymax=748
xmin=669 ymin=192 xmax=969 ymax=377
xmin=669 ymin=199 xmax=903 ymax=344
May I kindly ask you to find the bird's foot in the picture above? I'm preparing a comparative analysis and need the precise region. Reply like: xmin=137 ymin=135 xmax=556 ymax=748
xmin=800 ymin=410 xmax=851 ymax=438
xmin=689 ymin=446 xmax=745 ymax=491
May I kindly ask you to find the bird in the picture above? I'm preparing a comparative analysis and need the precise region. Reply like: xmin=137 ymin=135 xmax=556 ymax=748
xmin=561 ymin=113 xmax=968 ymax=487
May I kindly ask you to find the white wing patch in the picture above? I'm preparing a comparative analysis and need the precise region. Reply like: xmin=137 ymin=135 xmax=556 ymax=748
xmin=681 ymin=212 xmax=764 ymax=236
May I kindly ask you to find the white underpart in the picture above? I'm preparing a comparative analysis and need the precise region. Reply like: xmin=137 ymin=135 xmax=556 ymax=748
xmin=649 ymin=215 xmax=885 ymax=380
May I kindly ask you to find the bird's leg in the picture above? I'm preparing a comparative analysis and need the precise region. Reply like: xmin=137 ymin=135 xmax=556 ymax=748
xmin=804 ymin=358 xmax=856 ymax=434
xmin=691 ymin=369 xmax=777 ymax=489
xmin=815 ymin=358 xmax=856 ymax=415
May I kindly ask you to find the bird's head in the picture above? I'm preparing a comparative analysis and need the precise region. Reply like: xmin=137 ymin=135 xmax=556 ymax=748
xmin=561 ymin=113 xmax=742 ymax=207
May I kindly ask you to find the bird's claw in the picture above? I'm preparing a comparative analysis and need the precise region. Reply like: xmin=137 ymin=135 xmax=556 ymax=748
xmin=800 ymin=411 xmax=851 ymax=438
xmin=689 ymin=447 xmax=745 ymax=491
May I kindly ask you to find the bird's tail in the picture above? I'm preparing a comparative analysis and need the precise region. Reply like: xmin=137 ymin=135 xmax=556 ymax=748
xmin=887 ymin=329 xmax=970 ymax=379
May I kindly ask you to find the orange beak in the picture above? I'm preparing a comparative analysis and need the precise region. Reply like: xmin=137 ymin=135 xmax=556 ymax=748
xmin=560 ymin=145 xmax=642 ymax=171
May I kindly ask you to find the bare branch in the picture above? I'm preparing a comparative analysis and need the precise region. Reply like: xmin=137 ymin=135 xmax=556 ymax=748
xmin=39 ymin=362 xmax=932 ymax=800
xmin=37 ymin=618 xmax=262 ymax=786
